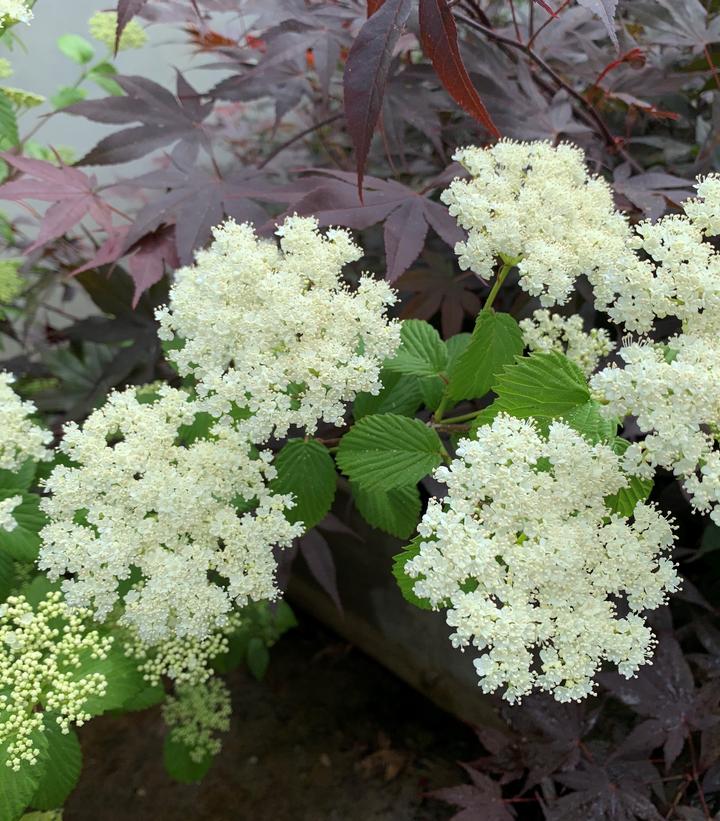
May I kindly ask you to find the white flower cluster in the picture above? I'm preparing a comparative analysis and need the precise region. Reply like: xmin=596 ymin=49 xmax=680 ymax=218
xmin=442 ymin=141 xmax=632 ymax=306
xmin=157 ymin=216 xmax=401 ymax=443
xmin=0 ymin=494 xmax=20 ymax=532
xmin=0 ymin=0 xmax=33 ymax=25
xmin=590 ymin=173 xmax=720 ymax=522
xmin=0 ymin=372 xmax=51 ymax=472
xmin=39 ymin=387 xmax=301 ymax=644
xmin=406 ymin=415 xmax=678 ymax=704
xmin=0 ymin=592 xmax=111 ymax=770
xmin=519 ymin=310 xmax=613 ymax=376
xmin=126 ymin=614 xmax=241 ymax=686
xmin=162 ymin=678 xmax=232 ymax=763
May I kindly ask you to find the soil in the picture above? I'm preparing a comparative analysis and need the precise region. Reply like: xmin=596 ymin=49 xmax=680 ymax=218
xmin=64 ymin=613 xmax=478 ymax=821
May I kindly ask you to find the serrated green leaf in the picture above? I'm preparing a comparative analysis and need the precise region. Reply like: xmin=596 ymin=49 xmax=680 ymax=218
xmin=0 ymin=491 xmax=47 ymax=562
xmin=30 ymin=721 xmax=81 ymax=811
xmin=118 ymin=682 xmax=166 ymax=712
xmin=353 ymin=372 xmax=423 ymax=420
xmin=352 ymin=483 xmax=421 ymax=539
xmin=392 ymin=538 xmax=433 ymax=610
xmin=272 ymin=440 xmax=336 ymax=531
xmin=446 ymin=332 xmax=471 ymax=370
xmin=385 ymin=319 xmax=448 ymax=378
xmin=337 ymin=414 xmax=444 ymax=492
xmin=57 ymin=34 xmax=95 ymax=64
xmin=0 ymin=732 xmax=48 ymax=821
xmin=163 ymin=735 xmax=213 ymax=784
xmin=418 ymin=376 xmax=444 ymax=411
xmin=246 ymin=637 xmax=270 ymax=680
xmin=0 ymin=90 xmax=19 ymax=147
xmin=493 ymin=351 xmax=590 ymax=421
xmin=563 ymin=400 xmax=618 ymax=444
xmin=446 ymin=311 xmax=524 ymax=403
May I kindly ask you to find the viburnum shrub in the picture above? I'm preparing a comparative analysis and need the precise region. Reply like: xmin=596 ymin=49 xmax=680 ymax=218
xmin=1 ymin=0 xmax=720 ymax=819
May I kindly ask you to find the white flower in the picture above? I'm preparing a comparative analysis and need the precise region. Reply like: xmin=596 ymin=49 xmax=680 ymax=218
xmin=0 ymin=0 xmax=33 ymax=25
xmin=591 ymin=335 xmax=720 ymax=523
xmin=0 ymin=372 xmax=52 ymax=472
xmin=0 ymin=592 xmax=111 ymax=770
xmin=38 ymin=387 xmax=302 ymax=644
xmin=442 ymin=141 xmax=632 ymax=307
xmin=156 ymin=216 xmax=401 ymax=443
xmin=406 ymin=414 xmax=678 ymax=704
xmin=519 ymin=310 xmax=614 ymax=376
xmin=163 ymin=678 xmax=231 ymax=763
xmin=0 ymin=494 xmax=21 ymax=532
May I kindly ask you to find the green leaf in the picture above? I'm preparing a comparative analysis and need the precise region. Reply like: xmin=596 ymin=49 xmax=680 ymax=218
xmin=50 ymin=86 xmax=87 ymax=110
xmin=336 ymin=414 xmax=444 ymax=492
xmin=0 ymin=460 xmax=36 ymax=493
xmin=66 ymin=648 xmax=145 ymax=716
xmin=0 ymin=549 xmax=15 ymax=600
xmin=163 ymin=735 xmax=213 ymax=784
xmin=30 ymin=721 xmax=81 ymax=811
xmin=605 ymin=438 xmax=653 ymax=517
xmin=418 ymin=376 xmax=444 ymax=412
xmin=353 ymin=372 xmax=423 ymax=419
xmin=446 ymin=332 xmax=471 ymax=370
xmin=563 ymin=400 xmax=618 ymax=444
xmin=493 ymin=351 xmax=591 ymax=422
xmin=392 ymin=538 xmax=433 ymax=610
xmin=88 ymin=62 xmax=123 ymax=96
xmin=272 ymin=440 xmax=336 ymax=531
xmin=446 ymin=311 xmax=524 ymax=403
xmin=118 ymin=683 xmax=166 ymax=712
xmin=385 ymin=319 xmax=448 ymax=378
xmin=0 ymin=733 xmax=48 ymax=821
xmin=246 ymin=637 xmax=270 ymax=680
xmin=56 ymin=34 xmax=95 ymax=64
xmin=0 ymin=491 xmax=47 ymax=562
xmin=352 ymin=483 xmax=421 ymax=539
xmin=0 ymin=90 xmax=19 ymax=147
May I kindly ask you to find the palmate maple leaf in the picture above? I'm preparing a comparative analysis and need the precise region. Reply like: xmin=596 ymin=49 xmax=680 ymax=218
xmin=599 ymin=634 xmax=720 ymax=770
xmin=0 ymin=153 xmax=114 ymax=252
xmin=430 ymin=765 xmax=517 ymax=821
xmin=275 ymin=167 xmax=465 ymax=281
xmin=66 ymin=72 xmax=213 ymax=166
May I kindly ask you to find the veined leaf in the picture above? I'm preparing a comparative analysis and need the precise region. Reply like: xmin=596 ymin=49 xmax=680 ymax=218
xmin=337 ymin=413 xmax=444 ymax=491
xmin=493 ymin=351 xmax=591 ymax=422
xmin=343 ymin=0 xmax=412 ymax=196
xmin=30 ymin=720 xmax=82 ymax=811
xmin=354 ymin=371 xmax=424 ymax=419
xmin=352 ymin=483 xmax=421 ymax=539
xmin=563 ymin=400 xmax=618 ymax=444
xmin=446 ymin=311 xmax=523 ymax=402
xmin=385 ymin=319 xmax=448 ymax=378
xmin=418 ymin=0 xmax=500 ymax=137
xmin=272 ymin=440 xmax=337 ymax=531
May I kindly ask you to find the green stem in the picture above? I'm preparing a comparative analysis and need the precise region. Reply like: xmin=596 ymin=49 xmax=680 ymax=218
xmin=483 ymin=261 xmax=513 ymax=312
xmin=433 ymin=393 xmax=452 ymax=424
xmin=439 ymin=409 xmax=483 ymax=425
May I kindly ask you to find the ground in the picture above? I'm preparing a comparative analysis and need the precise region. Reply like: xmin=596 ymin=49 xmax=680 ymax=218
xmin=65 ymin=614 xmax=477 ymax=821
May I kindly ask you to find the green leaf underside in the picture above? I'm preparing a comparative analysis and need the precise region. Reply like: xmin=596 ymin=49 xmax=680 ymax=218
xmin=337 ymin=413 xmax=444 ymax=492
xmin=271 ymin=439 xmax=337 ymax=531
